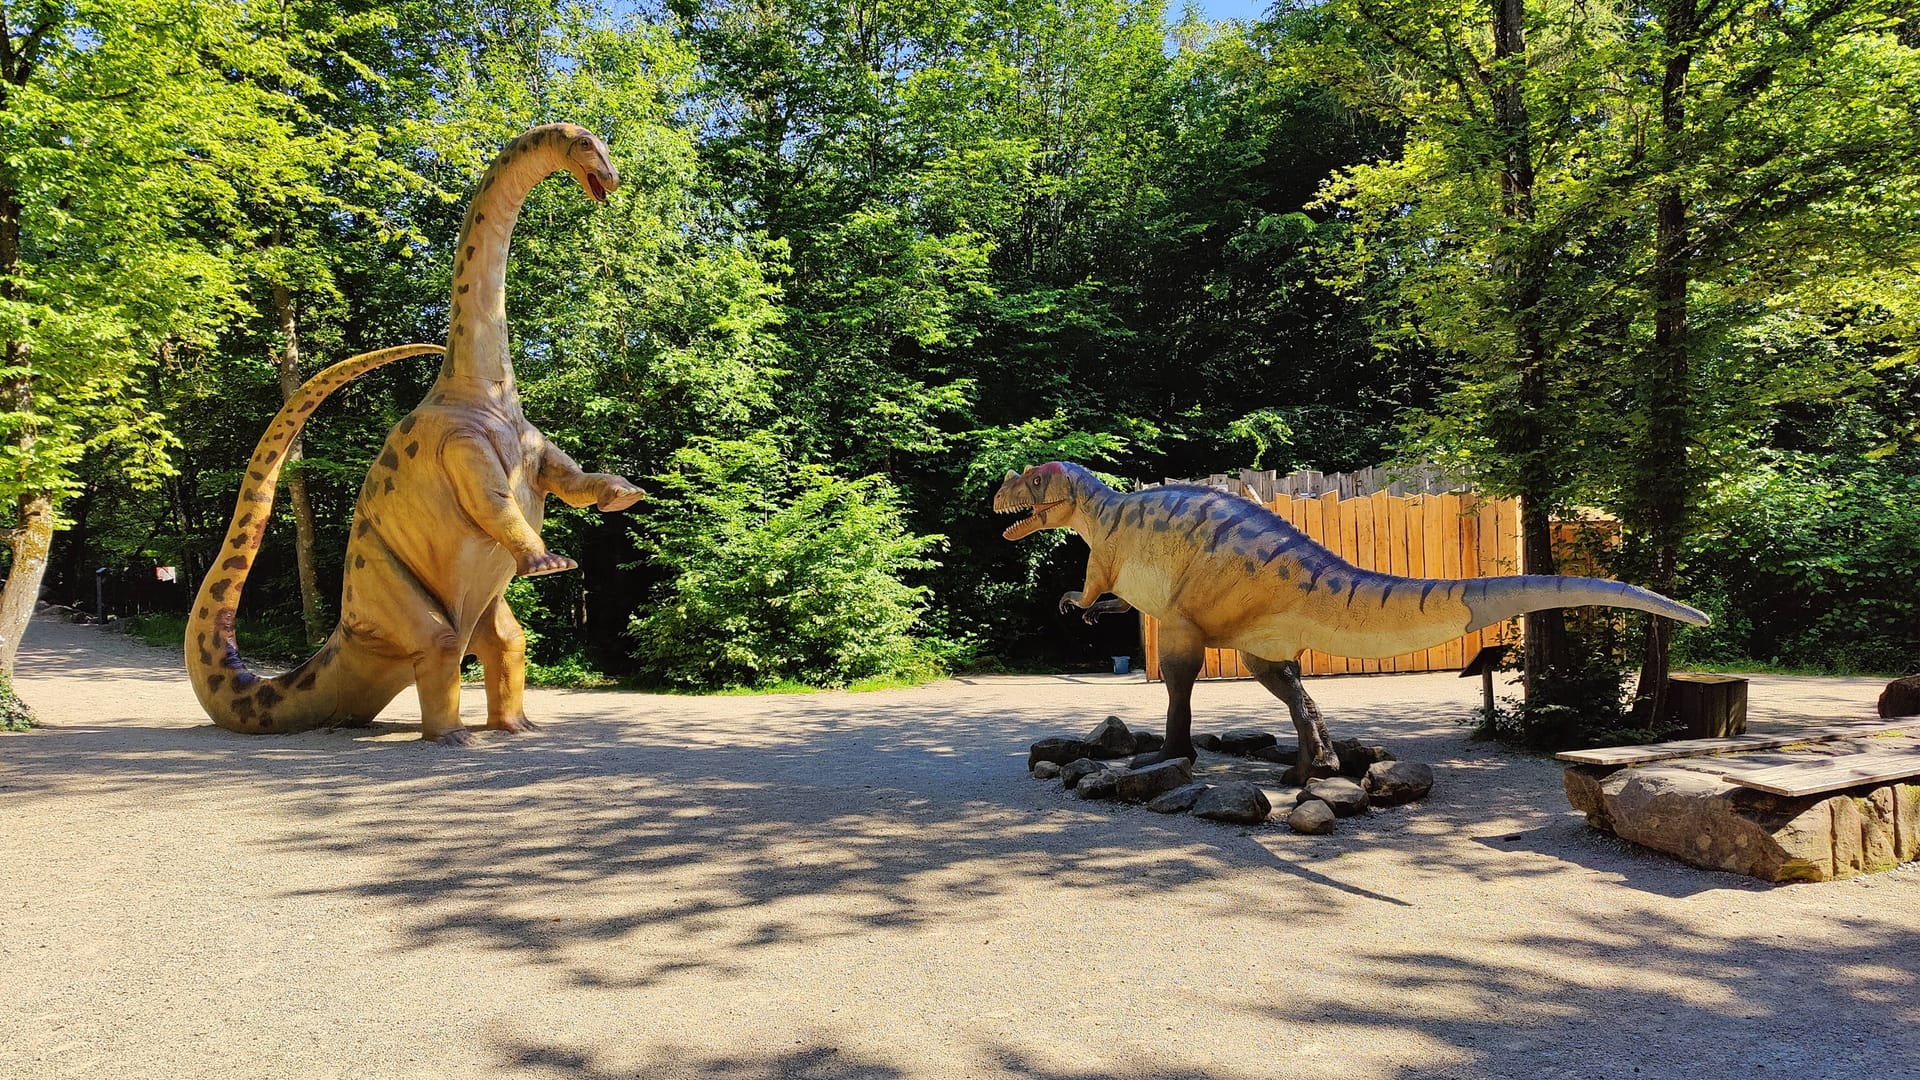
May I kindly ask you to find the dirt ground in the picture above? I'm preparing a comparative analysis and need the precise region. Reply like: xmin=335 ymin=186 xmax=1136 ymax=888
xmin=2 ymin=616 xmax=1915 ymax=1080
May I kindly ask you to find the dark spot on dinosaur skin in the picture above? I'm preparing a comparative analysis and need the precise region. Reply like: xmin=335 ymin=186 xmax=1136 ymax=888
xmin=344 ymin=585 xmax=355 ymax=603
xmin=458 ymin=283 xmax=470 ymax=295
xmin=1379 ymin=581 xmax=1397 ymax=606
xmin=456 ymin=325 xmax=466 ymax=336
xmin=236 ymin=513 xmax=253 ymax=529
xmin=404 ymin=441 xmax=419 ymax=458
xmin=299 ymin=400 xmax=315 ymax=412
xmin=354 ymin=555 xmax=365 ymax=569
xmin=399 ymin=416 xmax=417 ymax=434
xmin=249 ymin=470 xmax=264 ymax=482
xmin=1151 ymin=519 xmax=1169 ymax=532
xmin=259 ymin=714 xmax=274 ymax=728
xmin=379 ymin=449 xmax=399 ymax=469
xmin=229 ymin=534 xmax=246 ymax=549
xmin=383 ymin=477 xmax=394 ymax=494
xmin=197 ymin=607 xmax=208 ymax=619
xmin=209 ymin=579 xmax=231 ymax=601
xmin=221 ymin=556 xmax=247 ymax=571
xmin=1419 ymin=581 xmax=1439 ymax=610
xmin=466 ymin=245 xmax=475 ymax=260
xmin=475 ymin=213 xmax=485 ymax=224
xmin=206 ymin=674 xmax=225 ymax=693
xmin=1325 ymin=577 xmax=1341 ymax=593
xmin=264 ymin=450 xmax=278 ymax=465
xmin=256 ymin=685 xmax=283 ymax=708
xmin=451 ymin=303 xmax=461 ymax=320
xmin=1243 ymin=560 xmax=1257 ymax=575
xmin=231 ymin=697 xmax=255 ymax=722
xmin=318 ymin=643 xmax=338 ymax=668
xmin=295 ymin=670 xmax=317 ymax=691
xmin=356 ymin=520 xmax=371 ymax=537
xmin=432 ymin=394 xmax=447 ymax=405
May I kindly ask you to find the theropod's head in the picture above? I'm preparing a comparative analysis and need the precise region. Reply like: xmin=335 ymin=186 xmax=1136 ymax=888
xmin=560 ymin=125 xmax=620 ymax=203
xmin=993 ymin=462 xmax=1092 ymax=540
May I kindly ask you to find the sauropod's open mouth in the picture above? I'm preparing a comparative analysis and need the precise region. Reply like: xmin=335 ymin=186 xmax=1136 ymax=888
xmin=587 ymin=174 xmax=608 ymax=202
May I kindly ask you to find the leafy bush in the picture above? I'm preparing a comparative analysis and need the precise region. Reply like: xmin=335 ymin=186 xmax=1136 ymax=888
xmin=1674 ymin=451 xmax=1920 ymax=675
xmin=630 ymin=435 xmax=947 ymax=689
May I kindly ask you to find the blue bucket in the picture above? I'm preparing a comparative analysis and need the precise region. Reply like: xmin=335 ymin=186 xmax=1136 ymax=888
xmin=1111 ymin=656 xmax=1131 ymax=675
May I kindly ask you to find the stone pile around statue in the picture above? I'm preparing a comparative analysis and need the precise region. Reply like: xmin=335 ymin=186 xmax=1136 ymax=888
xmin=1028 ymin=716 xmax=1434 ymax=834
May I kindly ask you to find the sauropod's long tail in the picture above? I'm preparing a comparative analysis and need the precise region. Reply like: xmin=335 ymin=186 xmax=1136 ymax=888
xmin=184 ymin=344 xmax=443 ymax=733
xmin=1459 ymin=575 xmax=1708 ymax=632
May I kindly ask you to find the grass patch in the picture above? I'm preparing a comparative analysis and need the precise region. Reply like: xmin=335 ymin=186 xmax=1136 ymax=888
xmin=127 ymin=612 xmax=312 ymax=665
xmin=1676 ymin=659 xmax=1904 ymax=679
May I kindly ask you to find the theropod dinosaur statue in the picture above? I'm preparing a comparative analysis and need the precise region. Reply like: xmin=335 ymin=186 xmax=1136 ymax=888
xmin=994 ymin=462 xmax=1707 ymax=773
xmin=186 ymin=124 xmax=643 ymax=743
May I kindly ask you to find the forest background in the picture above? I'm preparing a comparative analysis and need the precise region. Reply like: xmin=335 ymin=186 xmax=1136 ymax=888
xmin=3 ymin=0 xmax=1917 ymax=736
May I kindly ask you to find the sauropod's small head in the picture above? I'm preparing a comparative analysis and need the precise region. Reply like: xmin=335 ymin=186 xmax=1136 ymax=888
xmin=560 ymin=125 xmax=620 ymax=203
xmin=993 ymin=462 xmax=1082 ymax=541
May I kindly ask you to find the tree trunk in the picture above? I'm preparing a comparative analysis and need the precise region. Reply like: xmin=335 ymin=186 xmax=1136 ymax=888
xmin=1491 ymin=0 xmax=1571 ymax=698
xmin=271 ymin=279 xmax=328 ymax=646
xmin=1632 ymin=0 xmax=1696 ymax=726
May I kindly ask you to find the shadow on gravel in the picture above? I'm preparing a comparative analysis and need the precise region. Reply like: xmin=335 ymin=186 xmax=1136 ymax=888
xmin=1249 ymin=904 xmax=1920 ymax=1080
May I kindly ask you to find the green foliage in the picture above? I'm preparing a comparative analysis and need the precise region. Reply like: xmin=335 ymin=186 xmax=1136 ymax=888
xmin=631 ymin=435 xmax=947 ymax=689
xmin=0 ymin=674 xmax=34 ymax=731
xmin=1468 ymin=658 xmax=1660 ymax=751
xmin=1674 ymin=450 xmax=1920 ymax=675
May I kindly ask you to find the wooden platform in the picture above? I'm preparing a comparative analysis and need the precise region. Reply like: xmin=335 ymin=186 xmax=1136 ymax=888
xmin=1554 ymin=718 xmax=1913 ymax=767
xmin=1561 ymin=714 xmax=1920 ymax=881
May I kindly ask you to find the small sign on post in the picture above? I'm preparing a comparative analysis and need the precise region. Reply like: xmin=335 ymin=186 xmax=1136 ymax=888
xmin=1460 ymin=643 xmax=1512 ymax=721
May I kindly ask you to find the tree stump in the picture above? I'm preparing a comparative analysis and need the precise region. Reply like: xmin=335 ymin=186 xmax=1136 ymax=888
xmin=1664 ymin=674 xmax=1748 ymax=737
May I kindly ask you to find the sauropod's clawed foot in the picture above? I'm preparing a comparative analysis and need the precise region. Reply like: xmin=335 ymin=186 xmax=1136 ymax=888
xmin=518 ymin=551 xmax=579 ymax=577
xmin=430 ymin=727 xmax=474 ymax=746
xmin=486 ymin=714 xmax=539 ymax=734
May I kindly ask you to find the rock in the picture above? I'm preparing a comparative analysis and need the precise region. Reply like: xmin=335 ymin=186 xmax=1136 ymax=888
xmin=1250 ymin=742 xmax=1299 ymax=765
xmin=1061 ymin=758 xmax=1110 ymax=790
xmin=1029 ymin=737 xmax=1100 ymax=770
xmin=1194 ymin=733 xmax=1224 ymax=752
xmin=1298 ymin=777 xmax=1369 ymax=817
xmin=1032 ymin=761 xmax=1062 ymax=780
xmin=1878 ymin=675 xmax=1920 ymax=718
xmin=1333 ymin=739 xmax=1396 ymax=779
xmin=1083 ymin=716 xmax=1136 ymax=758
xmin=1115 ymin=759 xmax=1193 ymax=804
xmin=1363 ymin=761 xmax=1435 ymax=807
xmin=1193 ymin=782 xmax=1272 ymax=825
xmin=1563 ymin=764 xmax=1612 ymax=828
xmin=1596 ymin=765 xmax=1845 ymax=881
xmin=1075 ymin=769 xmax=1121 ymax=800
xmin=1147 ymin=783 xmax=1210 ymax=814
xmin=1133 ymin=730 xmax=1165 ymax=754
xmin=1287 ymin=800 xmax=1337 ymax=835
xmin=1217 ymin=729 xmax=1279 ymax=756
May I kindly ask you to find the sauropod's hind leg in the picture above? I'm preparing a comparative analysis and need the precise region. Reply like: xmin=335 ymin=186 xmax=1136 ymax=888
xmin=472 ymin=595 xmax=534 ymax=733
xmin=1242 ymin=653 xmax=1340 ymax=780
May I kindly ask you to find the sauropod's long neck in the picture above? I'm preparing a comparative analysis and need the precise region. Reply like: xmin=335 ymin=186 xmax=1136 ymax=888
xmin=435 ymin=129 xmax=575 ymax=396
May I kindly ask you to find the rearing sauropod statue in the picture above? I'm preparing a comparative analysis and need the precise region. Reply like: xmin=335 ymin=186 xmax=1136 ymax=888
xmin=186 ymin=124 xmax=643 ymax=743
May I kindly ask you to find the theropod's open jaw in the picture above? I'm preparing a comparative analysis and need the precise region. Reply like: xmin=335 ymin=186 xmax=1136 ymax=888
xmin=994 ymin=467 xmax=1066 ymax=540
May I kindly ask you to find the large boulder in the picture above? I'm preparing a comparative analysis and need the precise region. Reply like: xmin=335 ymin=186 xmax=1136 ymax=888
xmin=1115 ymin=759 xmax=1194 ymax=804
xmin=1298 ymin=778 xmax=1369 ymax=817
xmin=1287 ymin=800 xmax=1337 ymax=835
xmin=1250 ymin=742 xmax=1299 ymax=765
xmin=1147 ymin=783 xmax=1210 ymax=814
xmin=1217 ymin=729 xmax=1279 ymax=756
xmin=1363 ymin=761 xmax=1435 ymax=807
xmin=1333 ymin=739 xmax=1396 ymax=779
xmin=1193 ymin=782 xmax=1273 ymax=825
xmin=1030 ymin=737 xmax=1100 ymax=770
xmin=1060 ymin=758 xmax=1110 ymax=790
xmin=1031 ymin=760 xmax=1062 ymax=780
xmin=1075 ymin=769 xmax=1122 ymax=800
xmin=1878 ymin=676 xmax=1920 ymax=718
xmin=1574 ymin=764 xmax=1920 ymax=882
xmin=1133 ymin=730 xmax=1166 ymax=754
xmin=1084 ymin=716 xmax=1136 ymax=758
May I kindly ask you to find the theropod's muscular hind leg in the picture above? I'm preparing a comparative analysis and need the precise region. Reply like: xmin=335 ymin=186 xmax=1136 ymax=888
xmin=1132 ymin=618 xmax=1205 ymax=766
xmin=472 ymin=596 xmax=534 ymax=733
xmin=1243 ymin=653 xmax=1340 ymax=780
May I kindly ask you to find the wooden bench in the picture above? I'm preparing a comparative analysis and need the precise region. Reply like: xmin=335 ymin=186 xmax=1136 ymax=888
xmin=1721 ymin=749 xmax=1920 ymax=797
xmin=1554 ymin=718 xmax=1914 ymax=767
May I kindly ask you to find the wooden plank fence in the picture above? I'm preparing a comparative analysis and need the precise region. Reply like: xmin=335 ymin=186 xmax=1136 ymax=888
xmin=1142 ymin=489 xmax=1523 ymax=680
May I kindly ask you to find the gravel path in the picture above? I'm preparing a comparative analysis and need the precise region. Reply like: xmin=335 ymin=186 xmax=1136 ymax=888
xmin=2 ymin=616 xmax=1915 ymax=1080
